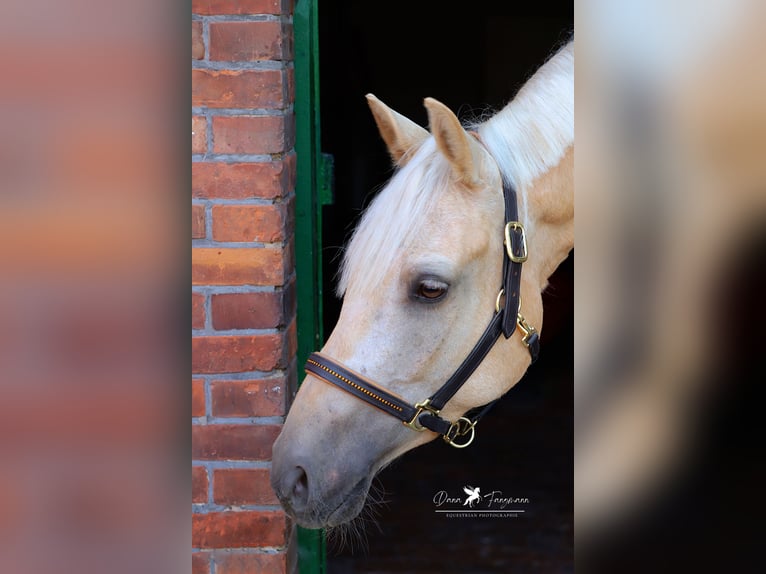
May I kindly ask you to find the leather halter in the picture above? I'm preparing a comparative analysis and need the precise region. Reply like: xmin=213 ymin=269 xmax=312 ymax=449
xmin=305 ymin=178 xmax=539 ymax=448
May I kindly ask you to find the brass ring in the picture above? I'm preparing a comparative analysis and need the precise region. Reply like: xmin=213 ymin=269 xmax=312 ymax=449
xmin=495 ymin=289 xmax=504 ymax=313
xmin=443 ymin=417 xmax=476 ymax=449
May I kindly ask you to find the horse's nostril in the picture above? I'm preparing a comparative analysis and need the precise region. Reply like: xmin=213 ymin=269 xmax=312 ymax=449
xmin=292 ymin=466 xmax=308 ymax=506
xmin=274 ymin=466 xmax=309 ymax=512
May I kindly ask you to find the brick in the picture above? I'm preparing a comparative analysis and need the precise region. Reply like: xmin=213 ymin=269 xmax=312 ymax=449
xmin=192 ymin=69 xmax=284 ymax=109
xmin=192 ymin=21 xmax=204 ymax=60
xmin=192 ymin=204 xmax=206 ymax=239
xmin=211 ymin=292 xmax=281 ymax=330
xmin=192 ymin=116 xmax=207 ymax=154
xmin=215 ymin=552 xmax=287 ymax=574
xmin=211 ymin=204 xmax=284 ymax=243
xmin=283 ymin=195 xmax=295 ymax=237
xmin=192 ymin=552 xmax=210 ymax=574
xmin=191 ymin=424 xmax=281 ymax=460
xmin=211 ymin=379 xmax=285 ymax=417
xmin=280 ymin=241 xmax=295 ymax=295
xmin=286 ymin=66 xmax=295 ymax=105
xmin=192 ymin=292 xmax=206 ymax=329
xmin=283 ymin=277 xmax=296 ymax=320
xmin=192 ymin=334 xmax=283 ymax=373
xmin=213 ymin=468 xmax=279 ymax=505
xmin=286 ymin=317 xmax=297 ymax=363
xmin=192 ymin=466 xmax=208 ymax=503
xmin=192 ymin=510 xmax=286 ymax=548
xmin=192 ymin=155 xmax=294 ymax=200
xmin=212 ymin=115 xmax=293 ymax=155
xmin=192 ymin=154 xmax=295 ymax=199
xmin=192 ymin=0 xmax=286 ymax=15
xmin=192 ymin=247 xmax=284 ymax=286
xmin=192 ymin=378 xmax=206 ymax=416
xmin=209 ymin=22 xmax=290 ymax=62
xmin=282 ymin=23 xmax=294 ymax=62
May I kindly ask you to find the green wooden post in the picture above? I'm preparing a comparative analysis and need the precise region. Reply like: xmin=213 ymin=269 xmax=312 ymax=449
xmin=294 ymin=0 xmax=329 ymax=572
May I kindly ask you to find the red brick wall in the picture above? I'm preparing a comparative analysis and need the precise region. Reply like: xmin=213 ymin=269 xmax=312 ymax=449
xmin=192 ymin=1 xmax=296 ymax=573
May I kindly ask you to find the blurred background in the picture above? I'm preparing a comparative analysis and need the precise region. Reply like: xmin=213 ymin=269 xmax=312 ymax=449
xmin=576 ymin=0 xmax=766 ymax=570
xmin=0 ymin=1 xmax=186 ymax=573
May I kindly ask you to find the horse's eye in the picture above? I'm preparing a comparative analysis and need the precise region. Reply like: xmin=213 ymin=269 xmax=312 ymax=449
xmin=415 ymin=279 xmax=449 ymax=302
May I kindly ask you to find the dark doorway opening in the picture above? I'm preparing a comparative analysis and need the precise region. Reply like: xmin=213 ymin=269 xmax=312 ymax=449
xmin=319 ymin=3 xmax=573 ymax=572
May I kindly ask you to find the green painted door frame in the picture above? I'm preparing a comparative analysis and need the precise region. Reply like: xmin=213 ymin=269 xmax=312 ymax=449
xmin=294 ymin=0 xmax=330 ymax=572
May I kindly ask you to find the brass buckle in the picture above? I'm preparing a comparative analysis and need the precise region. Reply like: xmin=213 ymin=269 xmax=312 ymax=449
xmin=443 ymin=417 xmax=476 ymax=448
xmin=504 ymin=221 xmax=528 ymax=263
xmin=403 ymin=399 xmax=440 ymax=431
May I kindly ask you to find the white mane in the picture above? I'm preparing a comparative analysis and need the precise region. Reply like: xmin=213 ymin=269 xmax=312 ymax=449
xmin=337 ymin=138 xmax=452 ymax=297
xmin=477 ymin=41 xmax=574 ymax=194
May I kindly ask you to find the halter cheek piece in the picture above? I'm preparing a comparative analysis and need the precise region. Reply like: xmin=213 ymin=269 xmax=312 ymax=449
xmin=305 ymin=179 xmax=539 ymax=448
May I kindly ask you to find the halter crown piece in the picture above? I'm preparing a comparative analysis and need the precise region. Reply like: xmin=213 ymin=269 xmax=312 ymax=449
xmin=305 ymin=178 xmax=539 ymax=448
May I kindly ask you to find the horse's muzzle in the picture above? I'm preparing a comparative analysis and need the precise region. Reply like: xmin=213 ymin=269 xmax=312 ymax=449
xmin=270 ymin=429 xmax=374 ymax=528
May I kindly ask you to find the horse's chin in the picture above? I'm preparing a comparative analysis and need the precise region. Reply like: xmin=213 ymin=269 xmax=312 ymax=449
xmin=288 ymin=476 xmax=371 ymax=529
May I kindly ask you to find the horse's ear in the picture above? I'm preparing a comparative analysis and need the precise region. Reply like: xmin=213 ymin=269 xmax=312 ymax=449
xmin=366 ymin=94 xmax=428 ymax=166
xmin=424 ymin=97 xmax=481 ymax=186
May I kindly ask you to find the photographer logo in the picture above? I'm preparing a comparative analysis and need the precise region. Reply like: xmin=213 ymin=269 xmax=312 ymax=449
xmin=432 ymin=485 xmax=530 ymax=518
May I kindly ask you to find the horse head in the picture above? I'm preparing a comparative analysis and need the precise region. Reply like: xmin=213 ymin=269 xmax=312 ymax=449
xmin=272 ymin=42 xmax=573 ymax=529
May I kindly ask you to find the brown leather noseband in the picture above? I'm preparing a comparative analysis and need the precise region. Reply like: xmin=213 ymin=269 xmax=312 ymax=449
xmin=305 ymin=179 xmax=539 ymax=448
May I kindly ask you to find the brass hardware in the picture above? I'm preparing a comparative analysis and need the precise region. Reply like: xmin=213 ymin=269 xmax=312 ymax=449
xmin=497 ymin=290 xmax=527 ymax=315
xmin=403 ymin=399 xmax=440 ymax=431
xmin=504 ymin=221 xmax=528 ymax=263
xmin=443 ymin=417 xmax=476 ymax=448
xmin=516 ymin=309 xmax=537 ymax=348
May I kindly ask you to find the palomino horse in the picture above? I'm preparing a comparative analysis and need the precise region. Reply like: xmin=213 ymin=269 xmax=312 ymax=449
xmin=272 ymin=41 xmax=573 ymax=529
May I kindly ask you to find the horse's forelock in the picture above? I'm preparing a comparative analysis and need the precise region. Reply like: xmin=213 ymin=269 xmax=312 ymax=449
xmin=337 ymin=139 xmax=455 ymax=297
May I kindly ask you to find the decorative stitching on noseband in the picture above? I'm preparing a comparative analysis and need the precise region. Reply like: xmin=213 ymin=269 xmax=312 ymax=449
xmin=306 ymin=358 xmax=404 ymax=412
